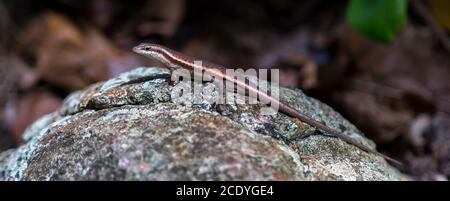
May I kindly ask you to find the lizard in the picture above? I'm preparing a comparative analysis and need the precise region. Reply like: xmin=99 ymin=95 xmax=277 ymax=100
xmin=132 ymin=43 xmax=401 ymax=165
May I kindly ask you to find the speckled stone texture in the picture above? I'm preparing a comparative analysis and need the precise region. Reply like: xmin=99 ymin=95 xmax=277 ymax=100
xmin=0 ymin=67 xmax=404 ymax=180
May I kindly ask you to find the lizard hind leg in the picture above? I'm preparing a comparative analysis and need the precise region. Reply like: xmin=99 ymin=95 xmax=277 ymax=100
xmin=294 ymin=118 xmax=321 ymax=140
xmin=293 ymin=118 xmax=306 ymax=129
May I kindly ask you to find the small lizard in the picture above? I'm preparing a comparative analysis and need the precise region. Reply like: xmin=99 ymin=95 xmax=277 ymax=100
xmin=133 ymin=43 xmax=401 ymax=165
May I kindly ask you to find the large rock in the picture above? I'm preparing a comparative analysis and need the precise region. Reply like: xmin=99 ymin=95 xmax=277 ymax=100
xmin=0 ymin=67 xmax=404 ymax=180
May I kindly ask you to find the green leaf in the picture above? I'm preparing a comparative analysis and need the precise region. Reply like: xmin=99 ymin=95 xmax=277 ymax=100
xmin=347 ymin=0 xmax=408 ymax=43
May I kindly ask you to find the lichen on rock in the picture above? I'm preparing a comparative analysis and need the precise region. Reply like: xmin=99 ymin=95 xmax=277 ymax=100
xmin=0 ymin=67 xmax=405 ymax=180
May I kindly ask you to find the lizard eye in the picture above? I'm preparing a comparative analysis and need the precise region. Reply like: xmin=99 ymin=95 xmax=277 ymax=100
xmin=144 ymin=47 xmax=151 ymax=51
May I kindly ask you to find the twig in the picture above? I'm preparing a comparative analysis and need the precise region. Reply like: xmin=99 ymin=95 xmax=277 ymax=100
xmin=410 ymin=0 xmax=450 ymax=54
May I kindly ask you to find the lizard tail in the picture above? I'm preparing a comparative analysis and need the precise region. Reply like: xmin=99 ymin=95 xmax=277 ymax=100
xmin=279 ymin=103 xmax=403 ymax=166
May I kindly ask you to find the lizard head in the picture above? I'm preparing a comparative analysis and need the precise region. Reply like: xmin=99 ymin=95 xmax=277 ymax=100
xmin=133 ymin=43 xmax=163 ymax=58
xmin=132 ymin=43 xmax=176 ymax=68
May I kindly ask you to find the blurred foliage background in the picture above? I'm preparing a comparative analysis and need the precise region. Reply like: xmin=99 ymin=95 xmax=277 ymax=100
xmin=0 ymin=0 xmax=450 ymax=180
